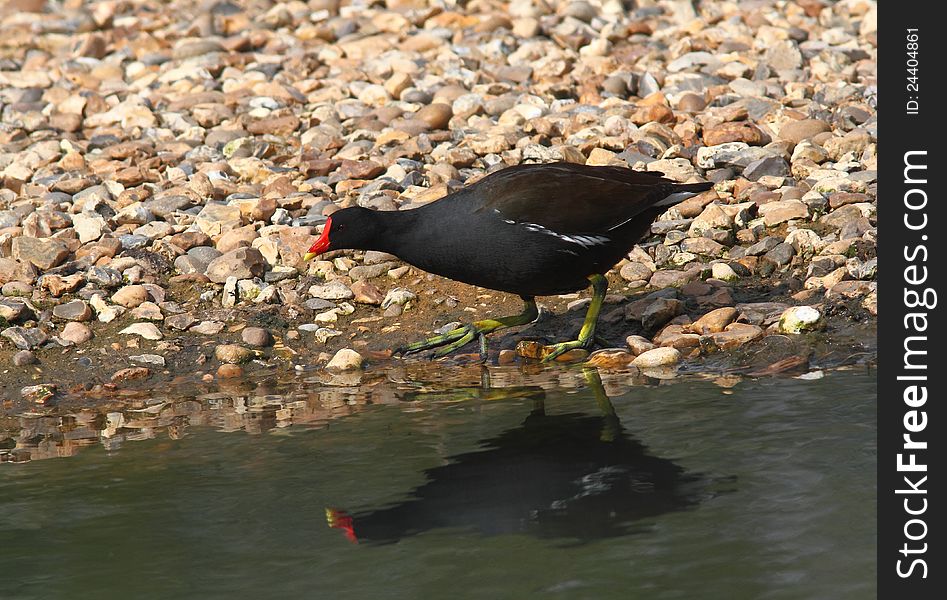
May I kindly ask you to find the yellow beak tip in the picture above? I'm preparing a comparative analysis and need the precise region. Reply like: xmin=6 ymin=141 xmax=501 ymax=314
xmin=302 ymin=252 xmax=318 ymax=262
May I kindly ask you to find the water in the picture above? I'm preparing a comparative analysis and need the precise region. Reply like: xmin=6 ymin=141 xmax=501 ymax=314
xmin=1 ymin=367 xmax=876 ymax=599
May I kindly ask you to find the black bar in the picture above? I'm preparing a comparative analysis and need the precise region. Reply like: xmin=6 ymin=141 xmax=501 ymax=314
xmin=878 ymin=3 xmax=942 ymax=597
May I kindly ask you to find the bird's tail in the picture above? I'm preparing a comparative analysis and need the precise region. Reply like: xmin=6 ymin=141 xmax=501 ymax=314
xmin=653 ymin=181 xmax=714 ymax=208
xmin=674 ymin=181 xmax=715 ymax=193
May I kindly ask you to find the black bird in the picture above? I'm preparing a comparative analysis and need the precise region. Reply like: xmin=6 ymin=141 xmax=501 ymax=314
xmin=304 ymin=162 xmax=712 ymax=361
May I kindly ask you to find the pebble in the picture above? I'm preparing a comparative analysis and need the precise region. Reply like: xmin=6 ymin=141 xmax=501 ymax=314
xmin=129 ymin=354 xmax=166 ymax=367
xmin=217 ymin=364 xmax=244 ymax=378
xmin=309 ymin=280 xmax=355 ymax=301
xmin=60 ymin=322 xmax=93 ymax=345
xmin=632 ymin=347 xmax=681 ymax=368
xmin=585 ymin=349 xmax=634 ymax=369
xmin=625 ymin=335 xmax=656 ymax=356
xmin=120 ymin=323 xmax=163 ymax=341
xmin=382 ymin=288 xmax=417 ymax=310
xmin=2 ymin=326 xmax=48 ymax=350
xmin=326 ymin=348 xmax=364 ymax=371
xmin=52 ymin=300 xmax=92 ymax=322
xmin=13 ymin=350 xmax=37 ymax=366
xmin=112 ymin=367 xmax=151 ymax=383
xmin=191 ymin=321 xmax=225 ymax=335
xmin=215 ymin=344 xmax=254 ymax=364
xmin=242 ymin=327 xmax=274 ymax=348
xmin=205 ymin=248 xmax=267 ymax=284
xmin=777 ymin=306 xmax=823 ymax=334
xmin=706 ymin=323 xmax=764 ymax=350
xmin=111 ymin=285 xmax=150 ymax=309
xmin=689 ymin=307 xmax=739 ymax=334
xmin=711 ymin=263 xmax=739 ymax=282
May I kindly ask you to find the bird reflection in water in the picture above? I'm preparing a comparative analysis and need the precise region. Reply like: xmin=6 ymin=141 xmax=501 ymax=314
xmin=327 ymin=369 xmax=705 ymax=544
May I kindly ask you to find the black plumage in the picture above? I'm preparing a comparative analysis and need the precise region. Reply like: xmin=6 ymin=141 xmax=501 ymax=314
xmin=305 ymin=162 xmax=713 ymax=359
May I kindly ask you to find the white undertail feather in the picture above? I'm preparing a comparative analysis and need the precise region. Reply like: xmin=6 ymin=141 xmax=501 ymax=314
xmin=653 ymin=191 xmax=699 ymax=207
xmin=606 ymin=190 xmax=699 ymax=231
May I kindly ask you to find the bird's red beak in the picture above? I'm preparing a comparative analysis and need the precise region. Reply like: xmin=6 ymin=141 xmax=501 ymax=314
xmin=303 ymin=217 xmax=332 ymax=261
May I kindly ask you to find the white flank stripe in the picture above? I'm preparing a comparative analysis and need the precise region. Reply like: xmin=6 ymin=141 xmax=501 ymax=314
xmin=507 ymin=220 xmax=611 ymax=248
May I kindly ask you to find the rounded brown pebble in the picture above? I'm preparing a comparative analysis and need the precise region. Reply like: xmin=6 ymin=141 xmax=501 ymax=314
xmin=676 ymin=93 xmax=707 ymax=112
xmin=414 ymin=103 xmax=453 ymax=129
xmin=217 ymin=364 xmax=244 ymax=378
xmin=61 ymin=322 xmax=93 ymax=345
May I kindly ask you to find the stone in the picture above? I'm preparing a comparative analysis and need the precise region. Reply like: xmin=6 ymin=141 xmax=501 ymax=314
xmin=711 ymin=263 xmax=739 ymax=281
xmin=129 ymin=354 xmax=165 ymax=367
xmin=777 ymin=306 xmax=823 ymax=334
xmin=205 ymin=248 xmax=266 ymax=283
xmin=2 ymin=326 xmax=48 ymax=349
xmin=11 ymin=237 xmax=69 ymax=270
xmin=0 ymin=298 xmax=30 ymax=322
xmin=764 ymin=242 xmax=795 ymax=266
xmin=765 ymin=40 xmax=803 ymax=70
xmin=242 ymin=327 xmax=273 ymax=347
xmin=649 ymin=270 xmax=694 ymax=288
xmin=130 ymin=302 xmax=164 ymax=320
xmin=20 ymin=384 xmax=56 ymax=405
xmin=52 ymin=300 xmax=92 ymax=322
xmin=585 ymin=349 xmax=634 ymax=369
xmin=689 ymin=307 xmax=739 ymax=334
xmin=689 ymin=203 xmax=733 ymax=234
xmin=326 ymin=348 xmax=364 ymax=371
xmin=759 ymin=200 xmax=809 ymax=226
xmin=351 ymin=280 xmax=385 ymax=305
xmin=215 ymin=344 xmax=253 ymax=364
xmin=191 ymin=320 xmax=225 ymax=335
xmin=111 ymin=285 xmax=149 ymax=308
xmin=13 ymin=350 xmax=37 ymax=366
xmin=631 ymin=347 xmax=681 ymax=368
xmin=703 ymin=122 xmax=768 ymax=146
xmin=217 ymin=364 xmax=244 ymax=378
xmin=165 ymin=313 xmax=198 ymax=331
xmin=706 ymin=323 xmax=764 ymax=350
xmin=120 ymin=322 xmax=163 ymax=340
xmin=86 ymin=267 xmax=123 ymax=288
xmin=112 ymin=367 xmax=151 ymax=383
xmin=743 ymin=156 xmax=790 ymax=181
xmin=620 ymin=262 xmax=653 ymax=283
xmin=309 ymin=280 xmax=354 ymax=300
xmin=680 ymin=238 xmax=726 ymax=257
xmin=216 ymin=225 xmax=259 ymax=253
xmin=89 ymin=294 xmax=125 ymax=323
xmin=778 ymin=119 xmax=831 ymax=145
xmin=641 ymin=298 xmax=684 ymax=331
xmin=625 ymin=335 xmax=655 ymax=355
xmin=382 ymin=288 xmax=417 ymax=309
xmin=415 ymin=103 xmax=453 ymax=129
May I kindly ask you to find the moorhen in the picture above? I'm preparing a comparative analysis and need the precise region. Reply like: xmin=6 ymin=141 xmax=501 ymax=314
xmin=303 ymin=162 xmax=712 ymax=361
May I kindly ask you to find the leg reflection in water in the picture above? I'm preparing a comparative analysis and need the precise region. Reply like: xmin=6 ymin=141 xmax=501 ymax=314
xmin=327 ymin=369 xmax=705 ymax=544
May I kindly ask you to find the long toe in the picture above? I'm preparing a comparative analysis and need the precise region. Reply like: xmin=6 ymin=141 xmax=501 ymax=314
xmin=540 ymin=340 xmax=587 ymax=363
xmin=432 ymin=326 xmax=478 ymax=358
xmin=396 ymin=325 xmax=472 ymax=356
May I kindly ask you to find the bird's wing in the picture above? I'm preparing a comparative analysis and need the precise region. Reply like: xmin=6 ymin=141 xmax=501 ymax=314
xmin=471 ymin=163 xmax=688 ymax=234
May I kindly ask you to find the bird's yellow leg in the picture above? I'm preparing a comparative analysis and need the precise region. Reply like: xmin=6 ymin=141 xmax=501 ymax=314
xmin=397 ymin=298 xmax=539 ymax=358
xmin=541 ymin=274 xmax=607 ymax=363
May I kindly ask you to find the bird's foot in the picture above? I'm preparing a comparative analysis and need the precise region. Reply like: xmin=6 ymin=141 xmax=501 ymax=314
xmin=396 ymin=323 xmax=486 ymax=359
xmin=540 ymin=339 xmax=590 ymax=363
